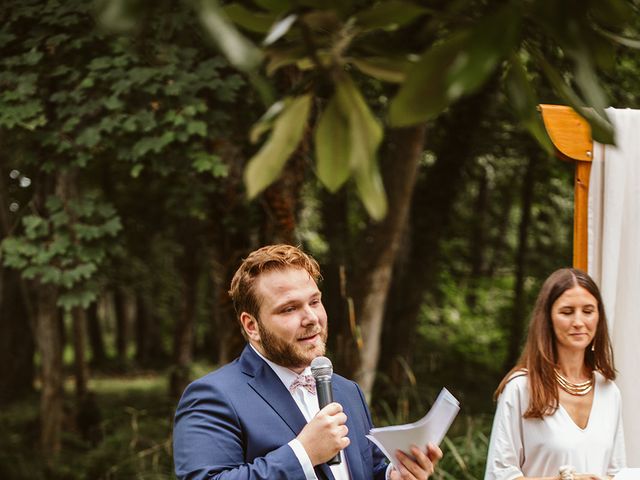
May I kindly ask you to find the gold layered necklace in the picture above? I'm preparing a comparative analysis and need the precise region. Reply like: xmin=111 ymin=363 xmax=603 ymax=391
xmin=554 ymin=369 xmax=594 ymax=396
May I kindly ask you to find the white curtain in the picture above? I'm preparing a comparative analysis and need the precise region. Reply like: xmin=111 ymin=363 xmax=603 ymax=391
xmin=589 ymin=108 xmax=640 ymax=467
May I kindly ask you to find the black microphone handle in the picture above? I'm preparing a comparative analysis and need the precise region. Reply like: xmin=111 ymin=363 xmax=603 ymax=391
xmin=315 ymin=377 xmax=341 ymax=465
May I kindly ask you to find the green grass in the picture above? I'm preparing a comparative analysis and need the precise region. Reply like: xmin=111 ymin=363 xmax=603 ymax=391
xmin=1 ymin=370 xmax=180 ymax=480
xmin=1 ymin=363 xmax=491 ymax=479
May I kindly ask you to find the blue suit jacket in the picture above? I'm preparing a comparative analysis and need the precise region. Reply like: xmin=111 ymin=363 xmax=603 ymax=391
xmin=173 ymin=345 xmax=389 ymax=479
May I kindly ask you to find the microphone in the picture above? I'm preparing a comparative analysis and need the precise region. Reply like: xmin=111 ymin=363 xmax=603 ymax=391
xmin=310 ymin=356 xmax=341 ymax=465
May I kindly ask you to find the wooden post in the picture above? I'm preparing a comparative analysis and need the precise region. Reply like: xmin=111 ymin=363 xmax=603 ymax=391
xmin=539 ymin=104 xmax=593 ymax=271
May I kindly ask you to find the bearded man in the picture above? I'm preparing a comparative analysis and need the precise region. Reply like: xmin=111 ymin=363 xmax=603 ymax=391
xmin=173 ymin=244 xmax=442 ymax=480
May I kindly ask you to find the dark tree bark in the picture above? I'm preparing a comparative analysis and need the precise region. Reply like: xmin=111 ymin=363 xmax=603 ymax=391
xmin=0 ymin=269 xmax=35 ymax=404
xmin=170 ymin=244 xmax=199 ymax=399
xmin=35 ymin=283 xmax=63 ymax=456
xmin=72 ymin=307 xmax=89 ymax=399
xmin=321 ymin=189 xmax=355 ymax=375
xmin=503 ymin=153 xmax=536 ymax=371
xmin=113 ymin=287 xmax=128 ymax=363
xmin=375 ymin=86 xmax=497 ymax=399
xmin=466 ymin=166 xmax=490 ymax=308
xmin=86 ymin=301 xmax=106 ymax=366
xmin=0 ymin=164 xmax=35 ymax=403
xmin=348 ymin=125 xmax=426 ymax=398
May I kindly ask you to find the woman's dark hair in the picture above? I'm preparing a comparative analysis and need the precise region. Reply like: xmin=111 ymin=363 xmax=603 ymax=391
xmin=495 ymin=268 xmax=615 ymax=418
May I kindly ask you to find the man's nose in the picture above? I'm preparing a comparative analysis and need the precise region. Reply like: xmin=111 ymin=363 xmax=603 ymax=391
xmin=301 ymin=305 xmax=319 ymax=324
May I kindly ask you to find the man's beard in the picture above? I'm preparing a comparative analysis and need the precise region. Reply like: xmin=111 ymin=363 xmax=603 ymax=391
xmin=257 ymin=322 xmax=327 ymax=370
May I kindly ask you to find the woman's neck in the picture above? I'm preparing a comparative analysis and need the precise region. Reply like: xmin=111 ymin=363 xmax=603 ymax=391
xmin=556 ymin=348 xmax=589 ymax=381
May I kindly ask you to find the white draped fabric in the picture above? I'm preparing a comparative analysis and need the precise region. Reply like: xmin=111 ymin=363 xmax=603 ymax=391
xmin=589 ymin=107 xmax=640 ymax=467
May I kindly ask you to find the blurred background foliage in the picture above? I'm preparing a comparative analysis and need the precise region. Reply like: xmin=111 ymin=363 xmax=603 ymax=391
xmin=1 ymin=0 xmax=640 ymax=478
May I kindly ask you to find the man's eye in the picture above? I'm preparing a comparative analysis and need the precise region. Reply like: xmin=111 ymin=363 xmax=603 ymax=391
xmin=283 ymin=306 xmax=296 ymax=313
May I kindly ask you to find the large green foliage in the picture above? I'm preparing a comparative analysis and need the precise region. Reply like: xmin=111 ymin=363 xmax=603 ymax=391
xmin=1 ymin=195 xmax=121 ymax=309
xmin=147 ymin=0 xmax=640 ymax=219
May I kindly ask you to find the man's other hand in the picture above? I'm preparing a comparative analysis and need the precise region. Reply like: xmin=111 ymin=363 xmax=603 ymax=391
xmin=389 ymin=443 xmax=443 ymax=480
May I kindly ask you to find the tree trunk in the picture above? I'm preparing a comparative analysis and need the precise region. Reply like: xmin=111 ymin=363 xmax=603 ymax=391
xmin=466 ymin=166 xmax=490 ymax=308
xmin=0 ymin=269 xmax=35 ymax=404
xmin=113 ymin=287 xmax=128 ymax=363
xmin=87 ymin=301 xmax=106 ymax=366
xmin=504 ymin=154 xmax=536 ymax=371
xmin=0 ymin=164 xmax=36 ymax=403
xmin=170 ymin=247 xmax=199 ymax=398
xmin=72 ymin=307 xmax=89 ymax=399
xmin=350 ymin=125 xmax=426 ymax=398
xmin=375 ymin=86 xmax=497 ymax=399
xmin=321 ymin=189 xmax=355 ymax=375
xmin=36 ymin=283 xmax=63 ymax=456
xmin=135 ymin=292 xmax=148 ymax=364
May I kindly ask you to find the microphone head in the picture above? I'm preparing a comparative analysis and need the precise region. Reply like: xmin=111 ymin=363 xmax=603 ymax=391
xmin=310 ymin=356 xmax=333 ymax=379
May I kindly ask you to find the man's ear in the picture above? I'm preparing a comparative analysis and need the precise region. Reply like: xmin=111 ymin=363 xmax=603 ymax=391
xmin=240 ymin=312 xmax=260 ymax=342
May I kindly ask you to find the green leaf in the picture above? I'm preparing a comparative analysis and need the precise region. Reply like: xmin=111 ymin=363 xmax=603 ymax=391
xmin=389 ymin=33 xmax=467 ymax=126
xmin=349 ymin=57 xmax=410 ymax=83
xmin=315 ymin=95 xmax=350 ymax=192
xmin=223 ymin=3 xmax=277 ymax=33
xmin=187 ymin=120 xmax=207 ymax=137
xmin=505 ymin=55 xmax=553 ymax=155
xmin=263 ymin=14 xmax=297 ymax=46
xmin=192 ymin=152 xmax=228 ymax=177
xmin=198 ymin=0 xmax=263 ymax=72
xmin=353 ymin=158 xmax=387 ymax=222
xmin=389 ymin=5 xmax=521 ymax=126
xmin=253 ymin=0 xmax=292 ymax=13
xmin=534 ymin=50 xmax=614 ymax=144
xmin=354 ymin=1 xmax=430 ymax=31
xmin=595 ymin=27 xmax=640 ymax=49
xmin=244 ymin=94 xmax=312 ymax=198
xmin=334 ymin=74 xmax=387 ymax=219
xmin=249 ymin=99 xmax=286 ymax=143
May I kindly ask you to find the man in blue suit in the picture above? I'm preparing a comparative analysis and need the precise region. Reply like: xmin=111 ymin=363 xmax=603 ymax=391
xmin=173 ymin=244 xmax=442 ymax=479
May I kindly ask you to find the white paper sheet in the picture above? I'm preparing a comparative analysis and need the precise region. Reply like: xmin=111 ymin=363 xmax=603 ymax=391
xmin=366 ymin=388 xmax=460 ymax=467
xmin=614 ymin=469 xmax=640 ymax=479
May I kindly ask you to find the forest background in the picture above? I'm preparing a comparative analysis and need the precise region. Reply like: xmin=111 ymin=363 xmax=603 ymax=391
xmin=1 ymin=0 xmax=639 ymax=478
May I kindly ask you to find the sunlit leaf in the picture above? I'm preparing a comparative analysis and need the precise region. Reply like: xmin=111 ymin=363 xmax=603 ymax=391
xmin=198 ymin=0 xmax=263 ymax=72
xmin=244 ymin=94 xmax=312 ymax=198
xmin=505 ymin=55 xmax=553 ymax=155
xmin=595 ymin=26 xmax=640 ymax=49
xmin=349 ymin=57 xmax=410 ymax=83
xmin=315 ymin=95 xmax=350 ymax=192
xmin=265 ymin=46 xmax=307 ymax=75
xmin=249 ymin=99 xmax=286 ymax=143
xmin=334 ymin=74 xmax=387 ymax=219
xmin=263 ymin=14 xmax=297 ymax=46
xmin=353 ymin=159 xmax=387 ymax=221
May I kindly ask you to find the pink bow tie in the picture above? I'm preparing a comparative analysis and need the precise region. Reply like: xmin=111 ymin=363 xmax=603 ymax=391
xmin=289 ymin=374 xmax=316 ymax=395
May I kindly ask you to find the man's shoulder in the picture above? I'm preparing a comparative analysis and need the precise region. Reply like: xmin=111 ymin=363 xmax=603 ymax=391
xmin=187 ymin=357 xmax=247 ymax=390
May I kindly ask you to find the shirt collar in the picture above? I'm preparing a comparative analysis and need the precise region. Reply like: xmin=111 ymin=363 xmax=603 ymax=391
xmin=250 ymin=344 xmax=312 ymax=389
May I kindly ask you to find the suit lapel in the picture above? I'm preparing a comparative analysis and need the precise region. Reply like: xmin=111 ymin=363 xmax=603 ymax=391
xmin=239 ymin=346 xmax=339 ymax=480
xmin=333 ymin=381 xmax=366 ymax=480
xmin=240 ymin=346 xmax=308 ymax=436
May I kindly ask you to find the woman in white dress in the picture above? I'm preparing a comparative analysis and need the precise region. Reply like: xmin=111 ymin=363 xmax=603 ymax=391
xmin=485 ymin=268 xmax=626 ymax=480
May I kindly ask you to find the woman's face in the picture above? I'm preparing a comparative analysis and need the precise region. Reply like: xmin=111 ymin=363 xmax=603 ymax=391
xmin=551 ymin=285 xmax=599 ymax=354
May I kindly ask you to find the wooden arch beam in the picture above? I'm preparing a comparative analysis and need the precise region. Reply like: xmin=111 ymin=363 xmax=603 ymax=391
xmin=538 ymin=104 xmax=593 ymax=271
